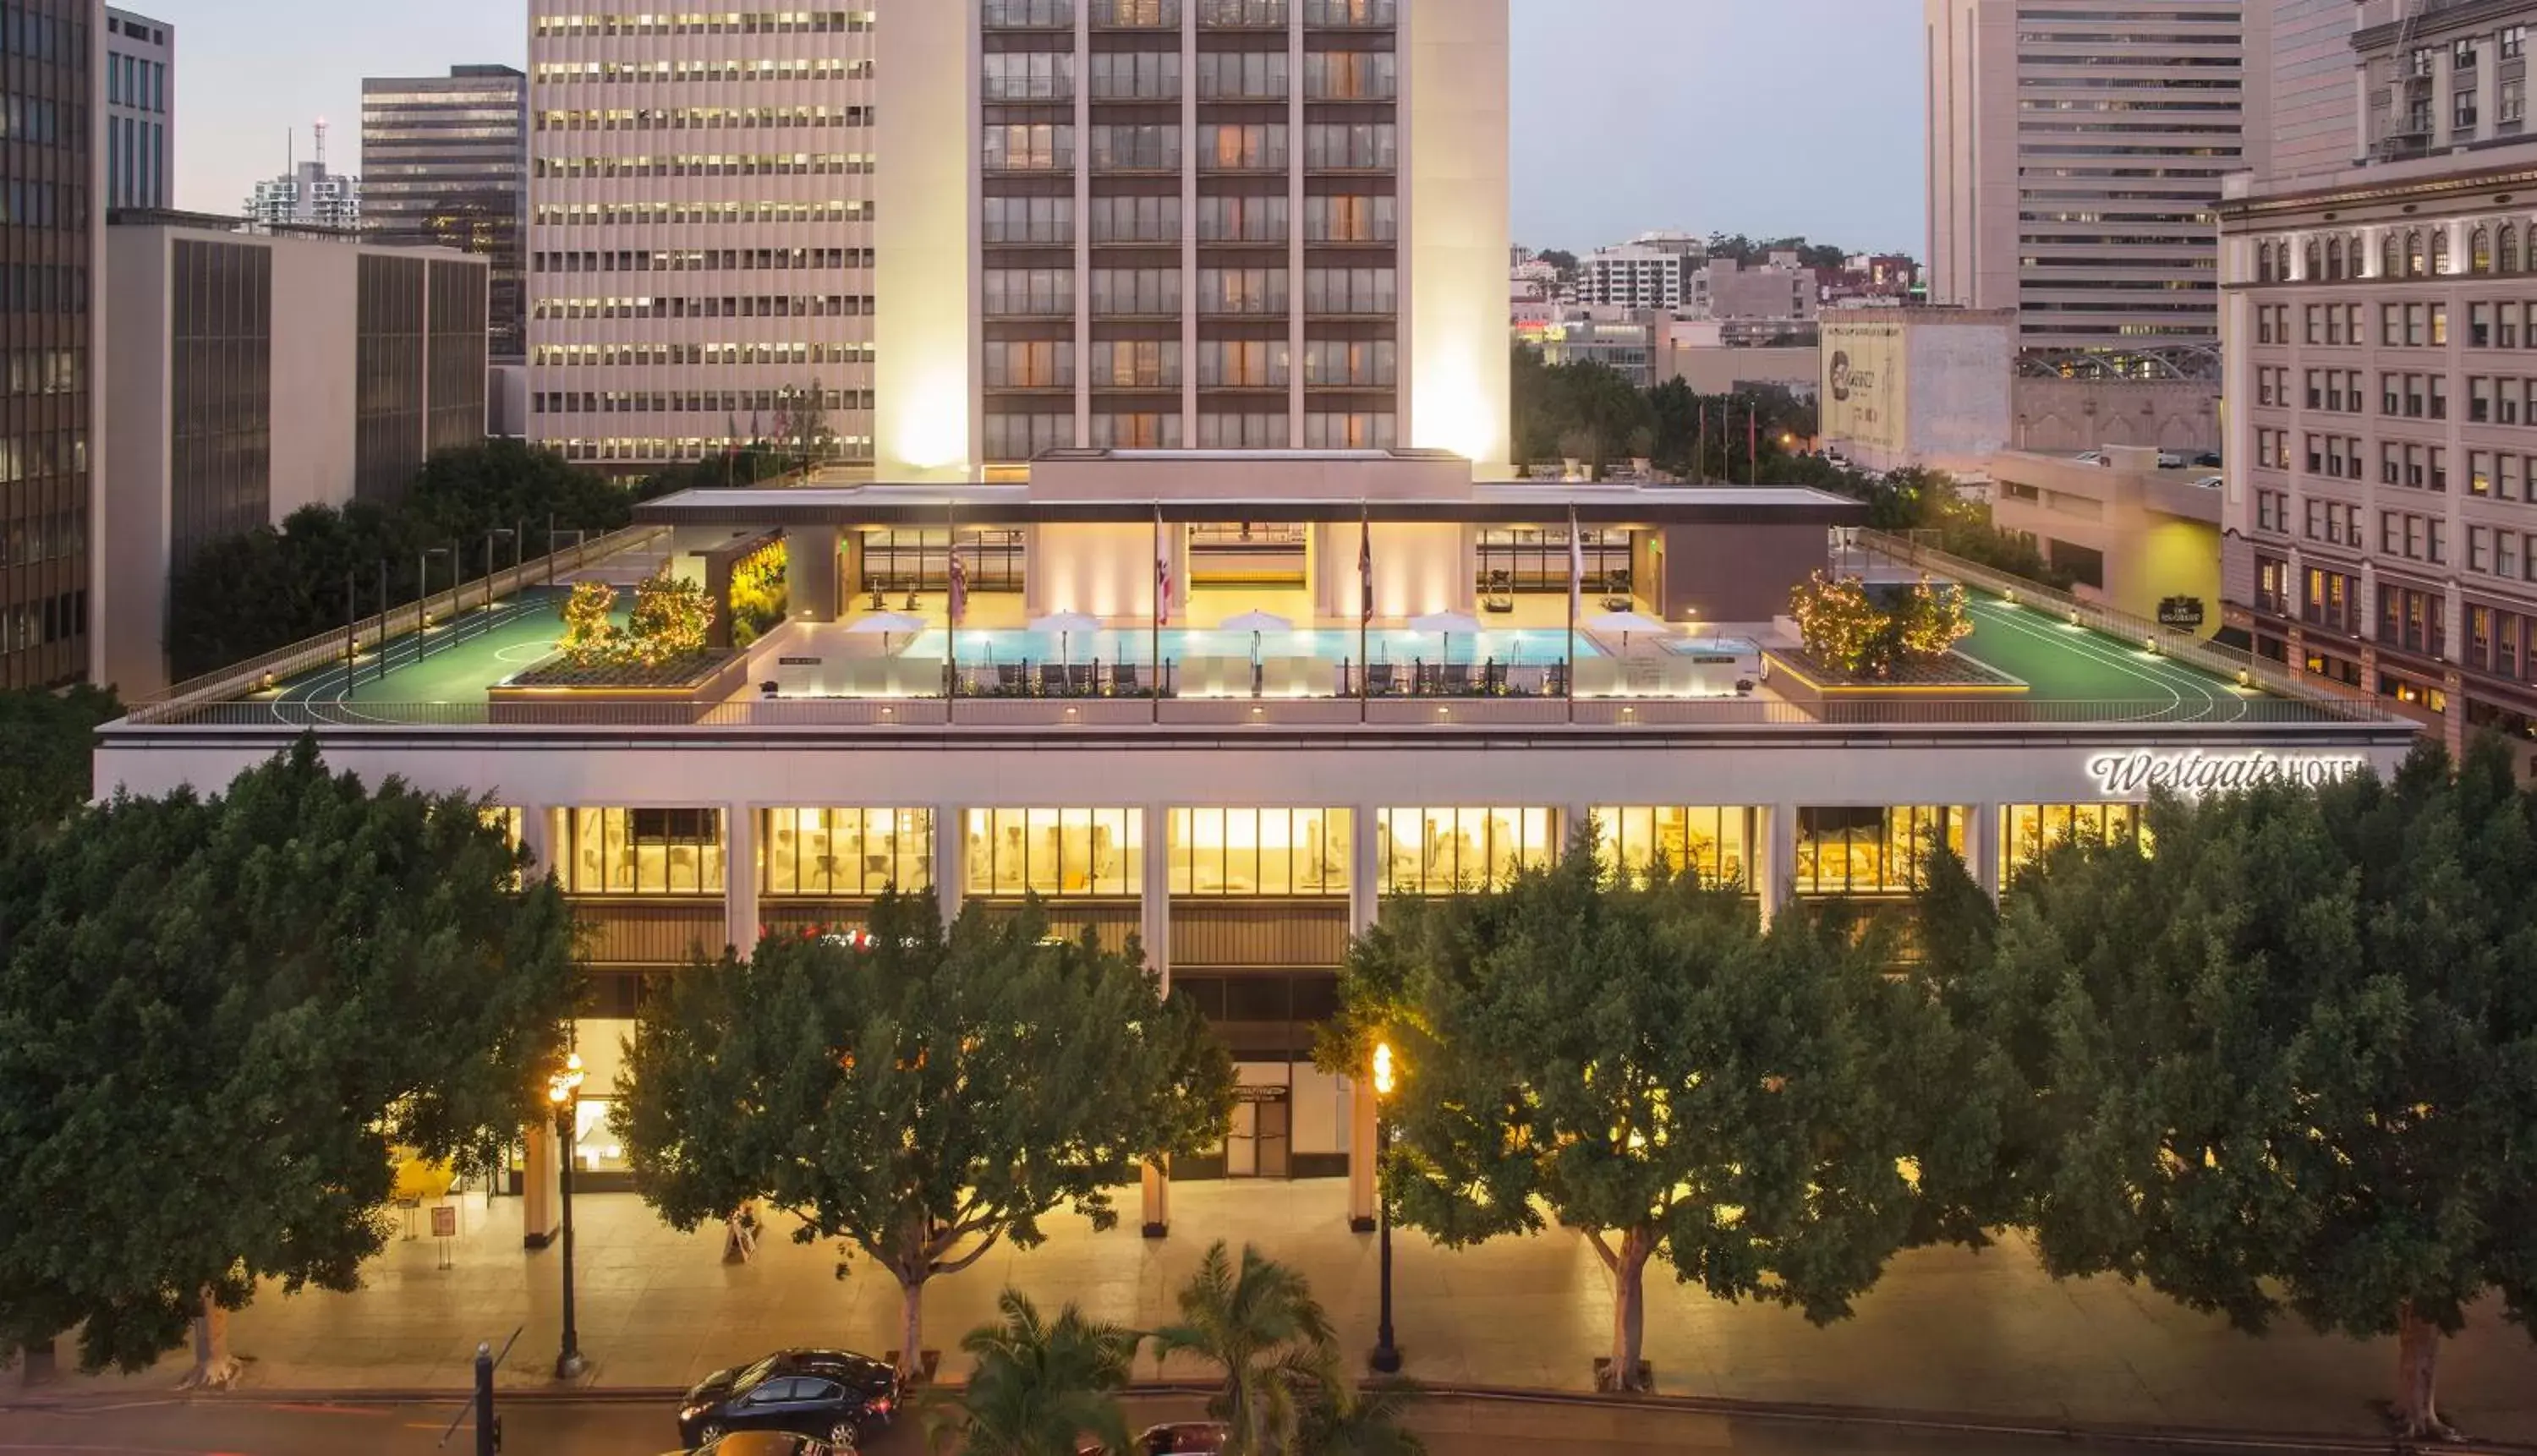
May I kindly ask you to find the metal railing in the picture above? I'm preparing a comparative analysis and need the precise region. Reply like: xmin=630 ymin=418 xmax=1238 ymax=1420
xmin=131 ymin=525 xmax=669 ymax=722
xmin=1855 ymin=530 xmax=2394 ymax=722
xmin=123 ymin=694 xmax=2396 ymax=734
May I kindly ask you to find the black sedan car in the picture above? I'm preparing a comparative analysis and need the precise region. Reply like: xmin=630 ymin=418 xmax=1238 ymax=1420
xmin=677 ymin=1349 xmax=899 ymax=1449
xmin=1081 ymin=1424 xmax=1230 ymax=1456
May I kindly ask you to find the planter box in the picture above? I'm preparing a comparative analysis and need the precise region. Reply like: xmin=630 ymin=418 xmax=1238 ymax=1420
xmin=487 ymin=651 xmax=751 ymax=725
xmin=1764 ymin=647 xmax=2028 ymax=719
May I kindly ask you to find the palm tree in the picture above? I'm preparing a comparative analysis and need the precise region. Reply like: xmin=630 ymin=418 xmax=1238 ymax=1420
xmin=1296 ymin=1380 xmax=1426 ymax=1456
xmin=1151 ymin=1242 xmax=1340 ymax=1456
xmin=926 ymin=1289 xmax=1140 ymax=1456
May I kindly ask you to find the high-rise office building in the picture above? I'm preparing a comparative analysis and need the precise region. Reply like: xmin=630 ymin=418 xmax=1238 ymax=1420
xmin=2 ymin=0 xmax=98 ymax=688
xmin=245 ymin=122 xmax=360 ymax=230
xmin=1925 ymin=0 xmax=2256 ymax=351
xmin=2264 ymin=0 xmax=2359 ymax=182
xmin=525 ymin=6 xmax=879 ymax=469
xmin=873 ymin=0 xmax=1509 ymax=478
xmin=363 ymin=65 xmax=528 ymax=359
xmin=102 ymin=7 xmax=170 ymax=211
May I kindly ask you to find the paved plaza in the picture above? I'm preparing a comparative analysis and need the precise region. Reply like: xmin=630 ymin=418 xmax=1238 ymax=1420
xmin=25 ymin=1180 xmax=2537 ymax=1445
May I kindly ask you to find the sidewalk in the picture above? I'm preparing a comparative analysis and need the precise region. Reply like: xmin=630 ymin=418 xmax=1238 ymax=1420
xmin=27 ymin=1180 xmax=2537 ymax=1445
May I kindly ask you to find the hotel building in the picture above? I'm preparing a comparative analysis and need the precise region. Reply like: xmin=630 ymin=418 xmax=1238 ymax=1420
xmin=362 ymin=65 xmax=529 ymax=359
xmin=1925 ymin=0 xmax=2257 ymax=350
xmin=98 ymin=448 xmax=2413 ymax=1224
xmin=101 ymin=6 xmax=170 ymax=212
xmin=2222 ymin=0 xmax=2537 ymax=750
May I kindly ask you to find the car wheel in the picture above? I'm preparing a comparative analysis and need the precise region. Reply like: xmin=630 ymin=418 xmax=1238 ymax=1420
xmin=699 ymin=1422 xmax=725 ymax=1444
xmin=827 ymin=1417 xmax=860 ymax=1449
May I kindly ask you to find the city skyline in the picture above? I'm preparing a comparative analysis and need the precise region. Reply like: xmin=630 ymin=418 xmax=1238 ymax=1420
xmin=137 ymin=0 xmax=1925 ymax=254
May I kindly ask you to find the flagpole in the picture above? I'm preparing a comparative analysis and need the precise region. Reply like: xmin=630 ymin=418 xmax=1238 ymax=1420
xmin=945 ymin=499 xmax=957 ymax=725
xmin=1359 ymin=502 xmax=1371 ymax=725
xmin=1696 ymin=402 xmax=1707 ymax=484
xmin=1566 ymin=506 xmax=1579 ymax=725
xmin=1153 ymin=502 xmax=1164 ymax=725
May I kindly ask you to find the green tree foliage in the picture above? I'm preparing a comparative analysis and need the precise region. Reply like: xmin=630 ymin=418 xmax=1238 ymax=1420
xmin=1849 ymin=468 xmax=2076 ymax=589
xmin=159 ymin=439 xmax=731 ymax=683
xmin=1150 ymin=1241 xmax=1342 ymax=1456
xmin=1326 ymin=835 xmax=1970 ymax=1391
xmin=0 ymin=741 xmax=578 ymax=1385
xmin=924 ymin=1291 xmax=1139 ymax=1456
xmin=1788 ymin=573 xmax=1973 ymax=677
xmin=613 ymin=894 xmax=1235 ymax=1379
xmin=1508 ymin=352 xmax=1652 ymax=479
xmin=1532 ymin=248 xmax=1578 ymax=276
xmin=1974 ymin=742 xmax=2537 ymax=1440
xmin=0 ymin=684 xmax=121 ymax=838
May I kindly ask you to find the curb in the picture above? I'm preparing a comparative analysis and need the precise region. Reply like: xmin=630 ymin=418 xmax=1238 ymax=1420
xmin=8 ymin=1378 xmax=2529 ymax=1453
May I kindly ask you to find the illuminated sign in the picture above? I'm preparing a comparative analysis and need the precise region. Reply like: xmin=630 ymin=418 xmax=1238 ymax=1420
xmin=2086 ymin=749 xmax=2371 ymax=797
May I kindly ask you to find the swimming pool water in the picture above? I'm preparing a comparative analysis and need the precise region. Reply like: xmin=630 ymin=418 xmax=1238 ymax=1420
xmin=905 ymin=627 xmax=1601 ymax=666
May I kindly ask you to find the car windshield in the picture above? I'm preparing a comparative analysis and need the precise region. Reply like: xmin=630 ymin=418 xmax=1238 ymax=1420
xmin=731 ymin=1355 xmax=782 ymax=1393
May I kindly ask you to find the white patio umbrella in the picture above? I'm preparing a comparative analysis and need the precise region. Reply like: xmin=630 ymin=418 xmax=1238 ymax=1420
xmin=1409 ymin=610 xmax=1484 ymax=663
xmin=1218 ymin=610 xmax=1294 ymax=633
xmin=1030 ymin=610 xmax=1101 ymax=665
xmin=1589 ymin=610 xmax=1674 ymax=655
xmin=848 ymin=611 xmax=925 ymax=653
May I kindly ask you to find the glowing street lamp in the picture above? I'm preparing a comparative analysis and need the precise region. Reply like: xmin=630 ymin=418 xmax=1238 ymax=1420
xmin=1369 ymin=1041 xmax=1401 ymax=1376
xmin=549 ymin=1052 xmax=588 ymax=1381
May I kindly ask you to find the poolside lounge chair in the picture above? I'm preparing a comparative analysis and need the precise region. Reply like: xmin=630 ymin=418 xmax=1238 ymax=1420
xmin=1367 ymin=663 xmax=1396 ymax=697
xmin=997 ymin=663 xmax=1027 ymax=695
xmin=1038 ymin=663 xmax=1071 ymax=697
xmin=1442 ymin=663 xmax=1472 ymax=695
xmin=1546 ymin=663 xmax=1569 ymax=698
xmin=1067 ymin=663 xmax=1095 ymax=694
xmin=1115 ymin=662 xmax=1142 ymax=696
xmin=1416 ymin=662 xmax=1444 ymax=697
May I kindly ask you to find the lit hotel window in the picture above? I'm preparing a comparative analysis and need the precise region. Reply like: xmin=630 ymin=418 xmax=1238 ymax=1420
xmin=1588 ymin=807 xmax=1756 ymax=890
xmin=1793 ymin=806 xmax=1965 ymax=898
xmin=965 ymin=808 xmax=1143 ymax=898
xmin=1997 ymin=803 xmax=2146 ymax=888
xmin=1376 ymin=808 xmax=1554 ymax=896
xmin=1167 ymin=808 xmax=1352 ymax=896
xmin=762 ymin=808 xmax=934 ymax=896
xmin=551 ymin=807 xmax=726 ymax=896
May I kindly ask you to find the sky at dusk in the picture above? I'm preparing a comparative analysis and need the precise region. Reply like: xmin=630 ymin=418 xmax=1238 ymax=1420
xmin=147 ymin=0 xmax=1926 ymax=258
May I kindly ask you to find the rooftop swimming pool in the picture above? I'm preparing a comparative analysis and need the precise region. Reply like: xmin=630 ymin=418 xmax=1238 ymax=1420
xmin=904 ymin=627 xmax=1603 ymax=666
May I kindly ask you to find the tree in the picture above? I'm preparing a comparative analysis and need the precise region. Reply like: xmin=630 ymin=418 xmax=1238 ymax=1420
xmin=623 ymin=567 xmax=715 ymax=665
xmin=1533 ymin=248 xmax=1578 ymax=276
xmin=0 ymin=740 xmax=578 ymax=1385
xmin=1326 ymin=836 xmax=1964 ymax=1391
xmin=1152 ymin=1242 xmax=1341 ymax=1455
xmin=1977 ymin=743 xmax=2537 ymax=1440
xmin=614 ymin=894 xmax=1235 ymax=1381
xmin=924 ymin=1291 xmax=1138 ymax=1456
xmin=775 ymin=380 xmax=836 ymax=472
xmin=1294 ymin=1382 xmax=1426 ymax=1456
xmin=0 ymin=684 xmax=121 ymax=838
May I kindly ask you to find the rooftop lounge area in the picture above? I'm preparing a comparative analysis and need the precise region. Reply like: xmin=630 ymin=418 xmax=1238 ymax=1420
xmin=135 ymin=452 xmax=2392 ymax=734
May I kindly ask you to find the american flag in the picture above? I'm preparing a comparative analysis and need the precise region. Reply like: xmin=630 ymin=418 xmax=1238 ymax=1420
xmin=1154 ymin=506 xmax=1174 ymax=627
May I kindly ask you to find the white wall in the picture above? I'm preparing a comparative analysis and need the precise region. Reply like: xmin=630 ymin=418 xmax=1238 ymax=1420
xmin=872 ymin=0 xmax=973 ymax=479
xmin=267 ymin=244 xmax=361 ymax=519
xmin=1405 ymin=0 xmax=1512 ymax=477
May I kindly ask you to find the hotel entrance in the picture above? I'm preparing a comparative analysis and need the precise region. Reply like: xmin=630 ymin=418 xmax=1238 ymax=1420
xmin=1227 ymin=1084 xmax=1292 ymax=1180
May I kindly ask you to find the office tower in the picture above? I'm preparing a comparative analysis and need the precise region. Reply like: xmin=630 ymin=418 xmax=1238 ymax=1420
xmin=246 ymin=121 xmax=361 ymax=230
xmin=363 ymin=65 xmax=529 ymax=358
xmin=873 ymin=0 xmax=1512 ymax=479
xmin=102 ymin=7 xmax=171 ymax=211
xmin=2 ymin=0 xmax=97 ymax=687
xmin=1925 ymin=0 xmax=2253 ymax=351
xmin=525 ymin=6 xmax=879 ymax=468
xmin=2265 ymin=0 xmax=2359 ymax=181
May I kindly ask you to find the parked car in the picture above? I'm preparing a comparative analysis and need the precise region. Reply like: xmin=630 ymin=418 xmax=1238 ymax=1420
xmin=661 ymin=1434 xmax=840 ymax=1456
xmin=1082 ymin=1423 xmax=1231 ymax=1456
xmin=2074 ymin=451 xmax=2107 ymax=467
xmin=1823 ymin=447 xmax=1851 ymax=469
xmin=2155 ymin=451 xmax=2188 ymax=468
xmin=677 ymin=1349 xmax=899 ymax=1451
xmin=2192 ymin=451 xmax=2222 ymax=468
xmin=2191 ymin=474 xmax=2224 ymax=490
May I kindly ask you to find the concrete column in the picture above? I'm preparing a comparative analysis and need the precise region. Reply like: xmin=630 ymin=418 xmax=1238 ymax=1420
xmin=934 ymin=805 xmax=964 ymax=931
xmin=1969 ymin=802 xmax=2002 ymax=900
xmin=1141 ymin=805 xmax=1173 ymax=1239
xmin=2353 ymin=68 xmax=2374 ymax=167
xmin=2482 ymin=50 xmax=2503 ymax=144
xmin=723 ymin=803 xmax=758 ymax=956
xmin=1757 ymin=804 xmax=1796 ymax=925
xmin=518 ymin=805 xmax=555 ymax=884
xmin=2446 ymin=583 xmax=2465 ymax=667
xmin=521 ymin=1119 xmax=562 ymax=1249
xmin=2360 ymin=561 xmax=2380 ymax=641
xmin=790 ymin=525 xmax=841 ymax=623
xmin=1345 ymin=804 xmax=1382 ymax=1230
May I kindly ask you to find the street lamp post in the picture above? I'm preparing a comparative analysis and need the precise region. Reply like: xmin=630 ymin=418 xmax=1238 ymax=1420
xmin=485 ymin=528 xmax=516 ymax=613
xmin=418 ymin=546 xmax=451 ymax=660
xmin=548 ymin=1054 xmax=589 ymax=1381
xmin=1369 ymin=1041 xmax=1401 ymax=1376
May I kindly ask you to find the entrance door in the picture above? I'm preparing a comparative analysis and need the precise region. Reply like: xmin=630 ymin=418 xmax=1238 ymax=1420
xmin=1254 ymin=1093 xmax=1291 ymax=1179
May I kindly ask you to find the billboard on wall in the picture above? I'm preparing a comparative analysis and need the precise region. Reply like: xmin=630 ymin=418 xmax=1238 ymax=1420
xmin=1821 ymin=321 xmax=1904 ymax=456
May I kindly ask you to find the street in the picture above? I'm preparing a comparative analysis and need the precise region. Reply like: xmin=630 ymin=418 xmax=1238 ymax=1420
xmin=0 ymin=1393 xmax=2376 ymax=1456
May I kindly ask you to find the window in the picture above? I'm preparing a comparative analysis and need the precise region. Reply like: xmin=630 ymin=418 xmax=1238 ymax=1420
xmin=1590 ymin=807 xmax=1758 ymax=890
xmin=2474 ymin=302 xmax=2495 ymax=348
xmin=2509 ymin=25 xmax=2530 ymax=60
xmin=2433 ymin=304 xmax=2451 ymax=345
xmin=2409 ymin=231 xmax=2428 ymax=278
xmin=761 ymin=809 xmax=934 ymax=896
xmin=2257 ymin=241 xmax=2277 ymax=282
xmin=552 ymin=807 xmax=726 ymax=896
xmin=964 ymin=808 xmax=1143 ymax=897
xmin=1167 ymin=808 xmax=1351 ymax=895
xmin=1794 ymin=807 xmax=1965 ymax=898
xmin=2474 ymin=228 xmax=2495 ymax=275
xmin=1998 ymin=804 xmax=2144 ymax=886
xmin=1377 ymin=807 xmax=1556 ymax=895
